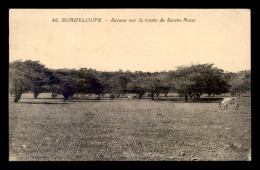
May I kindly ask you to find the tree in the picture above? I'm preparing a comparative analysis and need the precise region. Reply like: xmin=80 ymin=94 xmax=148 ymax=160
xmin=24 ymin=60 xmax=49 ymax=98
xmin=172 ymin=64 xmax=230 ymax=102
xmin=98 ymin=71 xmax=113 ymax=95
xmin=127 ymin=76 xmax=146 ymax=99
xmin=228 ymin=70 xmax=251 ymax=94
xmin=142 ymin=76 xmax=157 ymax=100
xmin=44 ymin=69 xmax=61 ymax=98
xmin=106 ymin=75 xmax=128 ymax=97
xmin=9 ymin=78 xmax=15 ymax=96
xmin=174 ymin=77 xmax=194 ymax=102
xmin=55 ymin=69 xmax=78 ymax=101
xmin=142 ymin=75 xmax=165 ymax=100
xmin=154 ymin=73 xmax=171 ymax=98
xmin=60 ymin=79 xmax=77 ymax=101
xmin=9 ymin=61 xmax=30 ymax=102
xmin=77 ymin=68 xmax=104 ymax=98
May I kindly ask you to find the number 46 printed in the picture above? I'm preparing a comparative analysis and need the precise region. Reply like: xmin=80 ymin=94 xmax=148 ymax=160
xmin=52 ymin=18 xmax=59 ymax=22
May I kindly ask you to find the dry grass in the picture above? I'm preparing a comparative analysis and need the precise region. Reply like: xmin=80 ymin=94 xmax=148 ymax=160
xmin=9 ymin=93 xmax=251 ymax=161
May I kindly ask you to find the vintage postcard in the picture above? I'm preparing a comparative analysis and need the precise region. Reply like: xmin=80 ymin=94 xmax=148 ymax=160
xmin=9 ymin=9 xmax=251 ymax=161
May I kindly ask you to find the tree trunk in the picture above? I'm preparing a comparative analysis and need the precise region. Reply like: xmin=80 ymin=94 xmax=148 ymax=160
xmin=164 ymin=93 xmax=168 ymax=97
xmin=110 ymin=94 xmax=115 ymax=100
xmin=33 ymin=92 xmax=39 ymax=99
xmin=185 ymin=95 xmax=188 ymax=102
xmin=197 ymin=93 xmax=202 ymax=99
xmin=14 ymin=92 xmax=21 ymax=103
xmin=14 ymin=96 xmax=19 ymax=103
xmin=14 ymin=86 xmax=22 ymax=103
xmin=63 ymin=94 xmax=69 ymax=101
xmin=138 ymin=92 xmax=144 ymax=99
xmin=193 ymin=93 xmax=202 ymax=101
xmin=151 ymin=93 xmax=155 ymax=100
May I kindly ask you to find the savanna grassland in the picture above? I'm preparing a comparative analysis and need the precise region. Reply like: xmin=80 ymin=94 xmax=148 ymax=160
xmin=9 ymin=93 xmax=251 ymax=161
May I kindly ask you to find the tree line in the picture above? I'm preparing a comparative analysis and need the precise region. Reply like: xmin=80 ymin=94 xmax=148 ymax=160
xmin=9 ymin=60 xmax=251 ymax=103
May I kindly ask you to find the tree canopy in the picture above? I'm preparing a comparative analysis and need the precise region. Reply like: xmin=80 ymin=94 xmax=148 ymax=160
xmin=172 ymin=64 xmax=230 ymax=102
xmin=9 ymin=60 xmax=250 ymax=102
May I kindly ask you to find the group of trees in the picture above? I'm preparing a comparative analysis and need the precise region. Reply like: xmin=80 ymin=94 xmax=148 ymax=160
xmin=171 ymin=64 xmax=231 ymax=102
xmin=9 ymin=60 xmax=251 ymax=103
xmin=228 ymin=70 xmax=251 ymax=95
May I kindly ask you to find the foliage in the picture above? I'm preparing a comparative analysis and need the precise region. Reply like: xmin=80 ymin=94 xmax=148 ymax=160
xmin=228 ymin=70 xmax=251 ymax=94
xmin=127 ymin=75 xmax=147 ymax=99
xmin=55 ymin=69 xmax=78 ymax=101
xmin=10 ymin=60 xmax=249 ymax=102
xmin=23 ymin=60 xmax=50 ymax=98
xmin=77 ymin=68 xmax=104 ymax=96
xmin=9 ymin=61 xmax=31 ymax=102
xmin=106 ymin=75 xmax=128 ymax=97
xmin=172 ymin=64 xmax=230 ymax=102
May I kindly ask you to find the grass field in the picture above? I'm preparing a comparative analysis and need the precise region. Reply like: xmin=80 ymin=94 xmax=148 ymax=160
xmin=9 ymin=93 xmax=251 ymax=161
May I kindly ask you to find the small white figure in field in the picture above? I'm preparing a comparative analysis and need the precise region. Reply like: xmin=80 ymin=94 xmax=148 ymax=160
xmin=127 ymin=94 xmax=137 ymax=100
xmin=219 ymin=97 xmax=239 ymax=110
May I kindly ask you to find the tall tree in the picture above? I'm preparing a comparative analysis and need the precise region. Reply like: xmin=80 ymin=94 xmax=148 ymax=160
xmin=24 ymin=60 xmax=49 ymax=98
xmin=9 ymin=61 xmax=30 ymax=102
xmin=127 ymin=75 xmax=146 ymax=99
xmin=55 ymin=69 xmax=78 ymax=101
xmin=228 ymin=70 xmax=251 ymax=94
xmin=172 ymin=64 xmax=230 ymax=102
xmin=77 ymin=68 xmax=104 ymax=98
xmin=107 ymin=75 xmax=128 ymax=97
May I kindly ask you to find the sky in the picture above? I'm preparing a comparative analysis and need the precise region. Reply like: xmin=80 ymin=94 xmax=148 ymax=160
xmin=9 ymin=9 xmax=251 ymax=73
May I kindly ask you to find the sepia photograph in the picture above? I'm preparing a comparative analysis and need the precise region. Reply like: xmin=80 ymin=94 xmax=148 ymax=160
xmin=9 ymin=9 xmax=251 ymax=161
